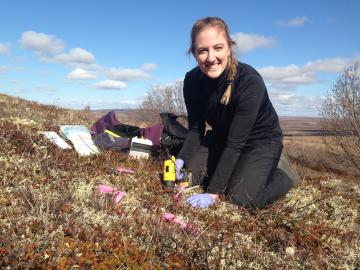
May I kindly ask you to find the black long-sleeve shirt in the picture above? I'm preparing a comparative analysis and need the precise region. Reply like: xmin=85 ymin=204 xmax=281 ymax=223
xmin=178 ymin=62 xmax=282 ymax=194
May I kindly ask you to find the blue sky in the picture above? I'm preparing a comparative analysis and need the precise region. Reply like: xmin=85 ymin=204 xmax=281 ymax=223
xmin=0 ymin=0 xmax=359 ymax=116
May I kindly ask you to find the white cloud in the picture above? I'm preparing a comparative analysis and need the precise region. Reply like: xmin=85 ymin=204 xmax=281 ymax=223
xmin=119 ymin=98 xmax=143 ymax=106
xmin=304 ymin=57 xmax=352 ymax=73
xmin=231 ymin=32 xmax=276 ymax=55
xmin=20 ymin=31 xmax=65 ymax=56
xmin=35 ymin=85 xmax=57 ymax=92
xmin=20 ymin=31 xmax=98 ymax=68
xmin=54 ymin=47 xmax=96 ymax=66
xmin=141 ymin=63 xmax=158 ymax=71
xmin=0 ymin=66 xmax=9 ymax=73
xmin=53 ymin=98 xmax=141 ymax=110
xmin=18 ymin=31 xmax=156 ymax=85
xmin=275 ymin=16 xmax=309 ymax=27
xmin=258 ymin=55 xmax=357 ymax=88
xmin=107 ymin=67 xmax=151 ymax=81
xmin=258 ymin=55 xmax=360 ymax=116
xmin=9 ymin=88 xmax=30 ymax=95
xmin=0 ymin=43 xmax=10 ymax=54
xmin=259 ymin=64 xmax=315 ymax=85
xmin=68 ymin=68 xmax=97 ymax=80
xmin=270 ymin=92 xmax=325 ymax=116
xmin=94 ymin=80 xmax=127 ymax=90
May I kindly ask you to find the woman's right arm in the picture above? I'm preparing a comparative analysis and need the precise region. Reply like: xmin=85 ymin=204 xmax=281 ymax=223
xmin=177 ymin=71 xmax=205 ymax=165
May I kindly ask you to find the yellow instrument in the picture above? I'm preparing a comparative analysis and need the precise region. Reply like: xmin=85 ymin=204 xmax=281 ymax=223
xmin=163 ymin=156 xmax=176 ymax=188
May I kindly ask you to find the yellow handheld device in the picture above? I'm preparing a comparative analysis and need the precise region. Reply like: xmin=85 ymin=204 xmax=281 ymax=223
xmin=163 ymin=156 xmax=176 ymax=188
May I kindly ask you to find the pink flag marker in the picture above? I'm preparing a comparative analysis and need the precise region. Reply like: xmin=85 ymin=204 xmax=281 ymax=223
xmin=99 ymin=184 xmax=115 ymax=193
xmin=114 ymin=191 xmax=125 ymax=203
xmin=161 ymin=212 xmax=198 ymax=232
xmin=115 ymin=167 xmax=135 ymax=174
xmin=173 ymin=184 xmax=186 ymax=201
xmin=98 ymin=184 xmax=125 ymax=204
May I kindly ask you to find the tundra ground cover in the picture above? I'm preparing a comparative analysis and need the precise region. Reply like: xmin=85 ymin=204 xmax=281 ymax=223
xmin=0 ymin=93 xmax=359 ymax=269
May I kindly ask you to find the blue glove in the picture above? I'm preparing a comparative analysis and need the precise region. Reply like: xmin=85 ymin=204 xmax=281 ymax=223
xmin=175 ymin=158 xmax=184 ymax=180
xmin=186 ymin=193 xmax=216 ymax=208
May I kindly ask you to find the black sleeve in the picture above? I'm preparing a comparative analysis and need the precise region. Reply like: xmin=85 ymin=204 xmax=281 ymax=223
xmin=177 ymin=72 xmax=205 ymax=164
xmin=207 ymin=74 xmax=266 ymax=194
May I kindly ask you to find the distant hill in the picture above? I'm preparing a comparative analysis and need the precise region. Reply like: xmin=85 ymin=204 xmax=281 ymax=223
xmin=279 ymin=116 xmax=323 ymax=136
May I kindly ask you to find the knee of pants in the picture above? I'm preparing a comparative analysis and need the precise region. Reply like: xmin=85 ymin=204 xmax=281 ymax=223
xmin=227 ymin=193 xmax=266 ymax=210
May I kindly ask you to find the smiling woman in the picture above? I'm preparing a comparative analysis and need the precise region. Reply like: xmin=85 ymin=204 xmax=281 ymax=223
xmin=193 ymin=25 xmax=230 ymax=78
xmin=188 ymin=17 xmax=238 ymax=105
xmin=176 ymin=17 xmax=300 ymax=209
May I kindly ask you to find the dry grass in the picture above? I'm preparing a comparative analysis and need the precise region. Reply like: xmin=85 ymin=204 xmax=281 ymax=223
xmin=0 ymin=93 xmax=359 ymax=269
xmin=284 ymin=136 xmax=360 ymax=181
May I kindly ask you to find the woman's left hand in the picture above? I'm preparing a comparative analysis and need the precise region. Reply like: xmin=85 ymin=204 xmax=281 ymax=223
xmin=186 ymin=193 xmax=218 ymax=208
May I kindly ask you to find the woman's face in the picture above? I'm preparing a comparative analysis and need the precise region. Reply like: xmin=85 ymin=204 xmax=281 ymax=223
xmin=194 ymin=26 xmax=231 ymax=79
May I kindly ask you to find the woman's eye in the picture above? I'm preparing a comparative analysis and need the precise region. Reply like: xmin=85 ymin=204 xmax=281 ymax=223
xmin=215 ymin=46 xmax=223 ymax=51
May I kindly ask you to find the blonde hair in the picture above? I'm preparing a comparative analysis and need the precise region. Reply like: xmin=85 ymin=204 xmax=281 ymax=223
xmin=188 ymin=17 xmax=238 ymax=104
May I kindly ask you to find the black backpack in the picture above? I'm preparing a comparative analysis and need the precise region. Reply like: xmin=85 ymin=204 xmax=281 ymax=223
xmin=108 ymin=124 xmax=141 ymax=138
xmin=160 ymin=112 xmax=188 ymax=156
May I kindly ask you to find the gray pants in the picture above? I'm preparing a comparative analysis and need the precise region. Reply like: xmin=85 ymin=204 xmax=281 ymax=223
xmin=186 ymin=133 xmax=292 ymax=209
